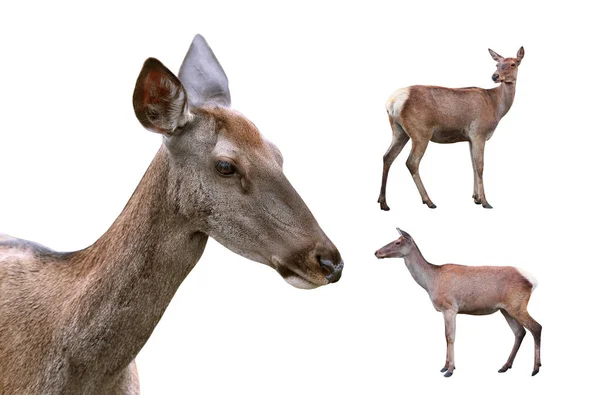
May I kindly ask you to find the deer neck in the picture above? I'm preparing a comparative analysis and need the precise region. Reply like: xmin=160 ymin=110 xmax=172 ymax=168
xmin=402 ymin=245 xmax=437 ymax=293
xmin=66 ymin=145 xmax=207 ymax=379
xmin=493 ymin=81 xmax=517 ymax=119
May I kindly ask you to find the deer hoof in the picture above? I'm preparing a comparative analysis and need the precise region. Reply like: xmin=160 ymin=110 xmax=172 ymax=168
xmin=443 ymin=371 xmax=453 ymax=378
xmin=440 ymin=367 xmax=448 ymax=373
xmin=532 ymin=368 xmax=540 ymax=376
xmin=498 ymin=365 xmax=511 ymax=373
xmin=379 ymin=201 xmax=390 ymax=211
xmin=423 ymin=200 xmax=437 ymax=209
xmin=482 ymin=202 xmax=493 ymax=209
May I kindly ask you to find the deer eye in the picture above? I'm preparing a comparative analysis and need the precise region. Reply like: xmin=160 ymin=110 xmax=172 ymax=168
xmin=511 ymin=63 xmax=516 ymax=67
xmin=215 ymin=160 xmax=236 ymax=176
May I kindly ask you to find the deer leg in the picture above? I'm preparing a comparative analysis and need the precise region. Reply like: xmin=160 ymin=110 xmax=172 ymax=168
xmin=509 ymin=309 xmax=542 ymax=376
xmin=498 ymin=309 xmax=526 ymax=373
xmin=378 ymin=121 xmax=410 ymax=211
xmin=441 ymin=310 xmax=457 ymax=377
xmin=469 ymin=138 xmax=492 ymax=208
xmin=406 ymin=138 xmax=436 ymax=208
xmin=469 ymin=141 xmax=479 ymax=204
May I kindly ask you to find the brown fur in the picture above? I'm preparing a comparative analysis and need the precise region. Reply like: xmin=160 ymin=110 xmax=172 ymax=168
xmin=0 ymin=39 xmax=343 ymax=394
xmin=375 ymin=228 xmax=541 ymax=377
xmin=198 ymin=106 xmax=265 ymax=149
xmin=378 ymin=47 xmax=524 ymax=210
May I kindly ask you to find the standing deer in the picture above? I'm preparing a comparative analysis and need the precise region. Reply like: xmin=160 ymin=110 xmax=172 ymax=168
xmin=378 ymin=47 xmax=525 ymax=210
xmin=375 ymin=228 xmax=541 ymax=377
xmin=0 ymin=34 xmax=343 ymax=395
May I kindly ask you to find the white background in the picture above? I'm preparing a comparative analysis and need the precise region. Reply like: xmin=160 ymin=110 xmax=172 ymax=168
xmin=1 ymin=1 xmax=598 ymax=394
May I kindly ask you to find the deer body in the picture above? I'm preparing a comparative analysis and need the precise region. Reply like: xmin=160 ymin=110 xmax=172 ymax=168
xmin=378 ymin=47 xmax=524 ymax=210
xmin=375 ymin=229 xmax=541 ymax=377
xmin=0 ymin=35 xmax=343 ymax=394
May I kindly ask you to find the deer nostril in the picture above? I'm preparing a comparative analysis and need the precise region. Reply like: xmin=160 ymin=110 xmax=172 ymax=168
xmin=319 ymin=257 xmax=343 ymax=283
xmin=319 ymin=258 xmax=334 ymax=275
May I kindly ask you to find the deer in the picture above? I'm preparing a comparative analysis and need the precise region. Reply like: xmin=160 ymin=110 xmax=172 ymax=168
xmin=0 ymin=34 xmax=344 ymax=395
xmin=374 ymin=228 xmax=541 ymax=377
xmin=377 ymin=47 xmax=525 ymax=210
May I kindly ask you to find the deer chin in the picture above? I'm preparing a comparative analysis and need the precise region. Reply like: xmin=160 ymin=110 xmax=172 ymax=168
xmin=271 ymin=257 xmax=326 ymax=290
xmin=282 ymin=274 xmax=321 ymax=290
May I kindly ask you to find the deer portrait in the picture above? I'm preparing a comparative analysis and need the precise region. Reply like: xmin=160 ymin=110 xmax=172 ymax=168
xmin=0 ymin=34 xmax=343 ymax=394
xmin=378 ymin=47 xmax=525 ymax=210
xmin=375 ymin=228 xmax=541 ymax=377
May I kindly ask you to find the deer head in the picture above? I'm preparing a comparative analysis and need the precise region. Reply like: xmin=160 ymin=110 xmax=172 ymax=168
xmin=490 ymin=47 xmax=524 ymax=83
xmin=132 ymin=35 xmax=343 ymax=289
xmin=374 ymin=228 xmax=415 ymax=259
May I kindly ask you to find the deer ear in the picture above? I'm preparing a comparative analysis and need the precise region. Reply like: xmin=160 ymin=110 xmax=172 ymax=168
xmin=178 ymin=34 xmax=231 ymax=108
xmin=488 ymin=48 xmax=504 ymax=62
xmin=133 ymin=58 xmax=190 ymax=136
xmin=516 ymin=46 xmax=525 ymax=63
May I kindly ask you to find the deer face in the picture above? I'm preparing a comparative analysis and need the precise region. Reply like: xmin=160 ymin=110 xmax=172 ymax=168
xmin=374 ymin=228 xmax=413 ymax=259
xmin=131 ymin=36 xmax=343 ymax=289
xmin=489 ymin=47 xmax=524 ymax=84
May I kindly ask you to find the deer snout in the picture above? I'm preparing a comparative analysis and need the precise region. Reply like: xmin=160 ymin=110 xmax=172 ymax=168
xmin=374 ymin=249 xmax=389 ymax=259
xmin=492 ymin=73 xmax=500 ymax=82
xmin=313 ymin=242 xmax=343 ymax=283
xmin=319 ymin=258 xmax=343 ymax=283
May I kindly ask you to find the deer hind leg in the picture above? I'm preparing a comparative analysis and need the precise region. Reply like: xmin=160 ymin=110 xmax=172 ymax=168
xmin=378 ymin=119 xmax=410 ymax=211
xmin=441 ymin=309 xmax=457 ymax=377
xmin=498 ymin=309 xmax=526 ymax=373
xmin=406 ymin=136 xmax=436 ymax=208
xmin=469 ymin=138 xmax=492 ymax=208
xmin=507 ymin=308 xmax=542 ymax=376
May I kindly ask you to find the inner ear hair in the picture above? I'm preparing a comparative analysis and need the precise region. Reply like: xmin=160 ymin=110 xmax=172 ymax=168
xmin=133 ymin=58 xmax=190 ymax=136
xmin=488 ymin=48 xmax=504 ymax=62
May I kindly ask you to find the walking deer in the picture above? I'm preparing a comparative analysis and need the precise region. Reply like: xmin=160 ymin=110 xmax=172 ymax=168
xmin=0 ymin=34 xmax=343 ymax=395
xmin=375 ymin=228 xmax=541 ymax=377
xmin=378 ymin=47 xmax=525 ymax=210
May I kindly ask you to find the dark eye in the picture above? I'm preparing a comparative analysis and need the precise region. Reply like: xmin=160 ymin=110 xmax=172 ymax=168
xmin=215 ymin=160 xmax=235 ymax=176
xmin=511 ymin=63 xmax=516 ymax=67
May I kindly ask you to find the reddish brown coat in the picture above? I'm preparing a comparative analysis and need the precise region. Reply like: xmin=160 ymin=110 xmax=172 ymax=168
xmin=375 ymin=228 xmax=541 ymax=377
xmin=378 ymin=47 xmax=525 ymax=210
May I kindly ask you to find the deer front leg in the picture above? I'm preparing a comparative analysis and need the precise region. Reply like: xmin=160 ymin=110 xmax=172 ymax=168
xmin=406 ymin=138 xmax=436 ymax=208
xmin=378 ymin=122 xmax=410 ymax=211
xmin=441 ymin=310 xmax=457 ymax=377
xmin=469 ymin=141 xmax=479 ymax=204
xmin=469 ymin=138 xmax=492 ymax=208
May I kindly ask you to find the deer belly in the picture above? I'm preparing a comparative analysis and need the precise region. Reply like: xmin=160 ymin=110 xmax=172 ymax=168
xmin=430 ymin=130 xmax=468 ymax=144
xmin=459 ymin=306 xmax=500 ymax=315
xmin=457 ymin=295 xmax=501 ymax=315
